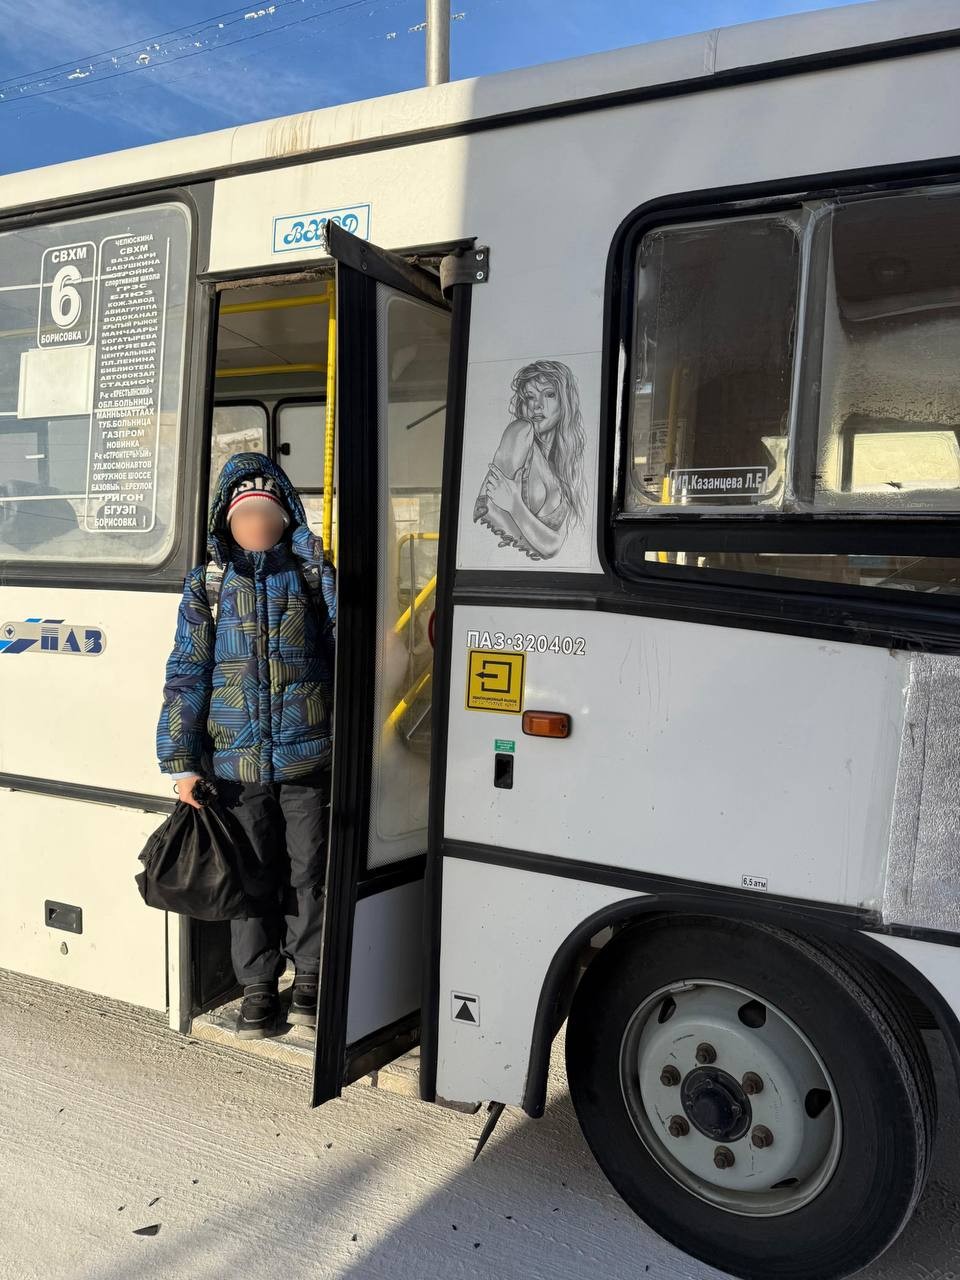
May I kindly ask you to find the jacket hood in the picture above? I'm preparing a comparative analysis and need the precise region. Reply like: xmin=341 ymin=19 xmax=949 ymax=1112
xmin=208 ymin=452 xmax=310 ymax=566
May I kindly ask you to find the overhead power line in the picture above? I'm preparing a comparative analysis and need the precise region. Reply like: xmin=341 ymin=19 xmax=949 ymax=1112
xmin=0 ymin=0 xmax=395 ymax=105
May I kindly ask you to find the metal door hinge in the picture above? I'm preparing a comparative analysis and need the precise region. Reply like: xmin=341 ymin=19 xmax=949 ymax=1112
xmin=440 ymin=245 xmax=490 ymax=296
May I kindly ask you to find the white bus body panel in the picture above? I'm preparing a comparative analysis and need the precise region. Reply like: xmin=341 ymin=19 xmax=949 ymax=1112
xmin=0 ymin=587 xmax=179 ymax=1008
xmin=346 ymin=880 xmax=423 ymax=1046
xmin=446 ymin=607 xmax=906 ymax=908
xmin=437 ymin=858 xmax=643 ymax=1105
xmin=0 ymin=586 xmax=181 ymax=795
xmin=0 ymin=788 xmax=167 ymax=1009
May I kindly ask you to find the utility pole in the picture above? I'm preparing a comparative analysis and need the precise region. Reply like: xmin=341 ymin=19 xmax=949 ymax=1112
xmin=425 ymin=0 xmax=450 ymax=85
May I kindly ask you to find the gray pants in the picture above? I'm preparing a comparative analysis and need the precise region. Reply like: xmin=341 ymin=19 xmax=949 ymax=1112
xmin=216 ymin=766 xmax=330 ymax=986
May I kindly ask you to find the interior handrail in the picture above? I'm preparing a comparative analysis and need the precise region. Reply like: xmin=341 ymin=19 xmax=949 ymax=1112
xmin=384 ymin=667 xmax=432 ymax=735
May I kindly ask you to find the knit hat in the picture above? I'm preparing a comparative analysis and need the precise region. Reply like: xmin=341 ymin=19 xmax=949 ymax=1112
xmin=226 ymin=474 xmax=291 ymax=527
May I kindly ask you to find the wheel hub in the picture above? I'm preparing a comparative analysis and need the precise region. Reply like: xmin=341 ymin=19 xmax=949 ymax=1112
xmin=681 ymin=1067 xmax=752 ymax=1142
xmin=619 ymin=979 xmax=841 ymax=1217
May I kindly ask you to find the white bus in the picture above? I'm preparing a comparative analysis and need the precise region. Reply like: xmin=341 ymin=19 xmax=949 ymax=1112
xmin=4 ymin=2 xmax=960 ymax=1275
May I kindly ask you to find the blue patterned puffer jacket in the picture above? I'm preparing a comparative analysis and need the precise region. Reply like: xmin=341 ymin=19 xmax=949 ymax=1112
xmin=156 ymin=452 xmax=336 ymax=783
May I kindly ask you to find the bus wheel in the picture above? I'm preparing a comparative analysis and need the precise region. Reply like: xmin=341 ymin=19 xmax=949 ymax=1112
xmin=565 ymin=916 xmax=935 ymax=1280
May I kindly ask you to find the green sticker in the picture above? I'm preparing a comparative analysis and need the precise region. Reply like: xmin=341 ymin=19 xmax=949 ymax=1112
xmin=495 ymin=739 xmax=516 ymax=753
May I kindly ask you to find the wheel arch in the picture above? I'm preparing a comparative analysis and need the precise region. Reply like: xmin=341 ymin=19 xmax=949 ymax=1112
xmin=521 ymin=894 xmax=960 ymax=1119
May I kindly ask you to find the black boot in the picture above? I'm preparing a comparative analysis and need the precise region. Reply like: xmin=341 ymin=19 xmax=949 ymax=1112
xmin=237 ymin=982 xmax=282 ymax=1039
xmin=287 ymin=973 xmax=319 ymax=1028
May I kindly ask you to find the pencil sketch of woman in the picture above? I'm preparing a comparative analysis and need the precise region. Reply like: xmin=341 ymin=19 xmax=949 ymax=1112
xmin=473 ymin=359 xmax=586 ymax=561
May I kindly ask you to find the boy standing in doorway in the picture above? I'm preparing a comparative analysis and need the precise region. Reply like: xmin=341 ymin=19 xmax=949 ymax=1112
xmin=156 ymin=453 xmax=336 ymax=1039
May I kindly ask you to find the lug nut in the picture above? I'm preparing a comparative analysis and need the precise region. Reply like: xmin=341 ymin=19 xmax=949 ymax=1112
xmin=713 ymin=1146 xmax=735 ymax=1170
xmin=660 ymin=1066 xmax=681 ymax=1087
xmin=695 ymin=1042 xmax=717 ymax=1065
xmin=751 ymin=1125 xmax=774 ymax=1149
xmin=667 ymin=1115 xmax=689 ymax=1138
xmin=742 ymin=1072 xmax=764 ymax=1096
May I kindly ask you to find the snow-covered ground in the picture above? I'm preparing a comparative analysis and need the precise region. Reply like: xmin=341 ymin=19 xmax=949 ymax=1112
xmin=2 ymin=965 xmax=959 ymax=1280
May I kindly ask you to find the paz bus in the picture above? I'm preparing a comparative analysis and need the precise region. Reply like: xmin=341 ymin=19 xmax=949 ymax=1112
xmin=4 ymin=2 xmax=960 ymax=1275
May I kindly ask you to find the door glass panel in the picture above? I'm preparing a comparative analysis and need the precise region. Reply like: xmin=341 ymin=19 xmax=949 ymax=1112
xmin=368 ymin=286 xmax=450 ymax=869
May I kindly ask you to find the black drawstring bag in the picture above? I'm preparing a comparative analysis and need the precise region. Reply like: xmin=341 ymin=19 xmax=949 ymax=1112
xmin=135 ymin=797 xmax=252 ymax=921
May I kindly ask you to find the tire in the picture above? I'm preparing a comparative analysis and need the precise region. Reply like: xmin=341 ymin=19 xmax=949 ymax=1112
xmin=565 ymin=915 xmax=936 ymax=1280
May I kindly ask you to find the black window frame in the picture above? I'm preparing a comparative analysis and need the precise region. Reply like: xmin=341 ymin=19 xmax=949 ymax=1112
xmin=603 ymin=162 xmax=960 ymax=618
xmin=0 ymin=185 xmax=213 ymax=592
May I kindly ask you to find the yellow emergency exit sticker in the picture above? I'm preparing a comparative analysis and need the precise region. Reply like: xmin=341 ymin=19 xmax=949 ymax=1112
xmin=466 ymin=649 xmax=526 ymax=714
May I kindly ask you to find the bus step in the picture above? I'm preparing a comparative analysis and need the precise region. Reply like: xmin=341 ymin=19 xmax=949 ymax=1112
xmin=189 ymin=981 xmax=422 ymax=1098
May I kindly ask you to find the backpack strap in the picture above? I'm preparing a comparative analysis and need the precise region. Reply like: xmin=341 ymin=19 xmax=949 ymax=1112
xmin=204 ymin=559 xmax=323 ymax=619
xmin=203 ymin=561 xmax=224 ymax=619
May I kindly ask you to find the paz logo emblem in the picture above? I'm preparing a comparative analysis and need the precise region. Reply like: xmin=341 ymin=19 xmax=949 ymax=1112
xmin=0 ymin=618 xmax=106 ymax=655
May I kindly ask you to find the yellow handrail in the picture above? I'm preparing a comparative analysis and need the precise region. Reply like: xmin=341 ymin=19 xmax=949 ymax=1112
xmin=387 ymin=529 xmax=440 ymax=728
xmin=215 ymin=362 xmax=326 ymax=378
xmin=220 ymin=289 xmax=331 ymax=316
xmin=384 ymin=668 xmax=432 ymax=733
xmin=395 ymin=576 xmax=436 ymax=636
xmin=396 ymin=531 xmax=439 ymax=550
xmin=394 ymin=532 xmax=439 ymax=635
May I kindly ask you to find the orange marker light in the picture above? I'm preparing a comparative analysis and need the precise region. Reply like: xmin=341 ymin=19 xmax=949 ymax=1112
xmin=522 ymin=710 xmax=571 ymax=739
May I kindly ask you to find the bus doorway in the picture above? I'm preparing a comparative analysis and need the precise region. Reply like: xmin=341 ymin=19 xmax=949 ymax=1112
xmin=189 ymin=237 xmax=452 ymax=1093
xmin=192 ymin=273 xmax=337 ymax=1024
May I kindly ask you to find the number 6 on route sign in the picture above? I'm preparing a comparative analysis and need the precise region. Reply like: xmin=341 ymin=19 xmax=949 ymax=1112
xmin=38 ymin=243 xmax=96 ymax=348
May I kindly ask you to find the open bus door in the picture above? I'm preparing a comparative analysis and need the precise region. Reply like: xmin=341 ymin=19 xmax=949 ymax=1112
xmin=311 ymin=223 xmax=454 ymax=1105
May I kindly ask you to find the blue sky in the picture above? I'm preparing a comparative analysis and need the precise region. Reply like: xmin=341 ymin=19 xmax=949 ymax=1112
xmin=0 ymin=0 xmax=867 ymax=175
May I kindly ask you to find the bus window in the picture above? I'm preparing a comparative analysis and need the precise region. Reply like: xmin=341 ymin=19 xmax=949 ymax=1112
xmin=625 ymin=214 xmax=802 ymax=513
xmin=275 ymin=401 xmax=328 ymax=537
xmin=619 ymin=184 xmax=960 ymax=595
xmin=0 ymin=203 xmax=191 ymax=564
xmin=814 ymin=189 xmax=960 ymax=510
xmin=209 ymin=402 xmax=267 ymax=500
xmin=273 ymin=401 xmax=330 ymax=537
xmin=276 ymin=400 xmax=325 ymax=490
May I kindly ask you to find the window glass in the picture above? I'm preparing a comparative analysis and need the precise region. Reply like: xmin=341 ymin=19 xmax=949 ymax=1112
xmin=368 ymin=288 xmax=449 ymax=870
xmin=276 ymin=400 xmax=326 ymax=490
xmin=626 ymin=215 xmax=802 ymax=513
xmin=0 ymin=203 xmax=191 ymax=564
xmin=812 ymin=191 xmax=960 ymax=510
xmin=620 ymin=184 xmax=960 ymax=598
xmin=299 ymin=493 xmax=331 ymax=540
xmin=209 ymin=402 xmax=267 ymax=501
